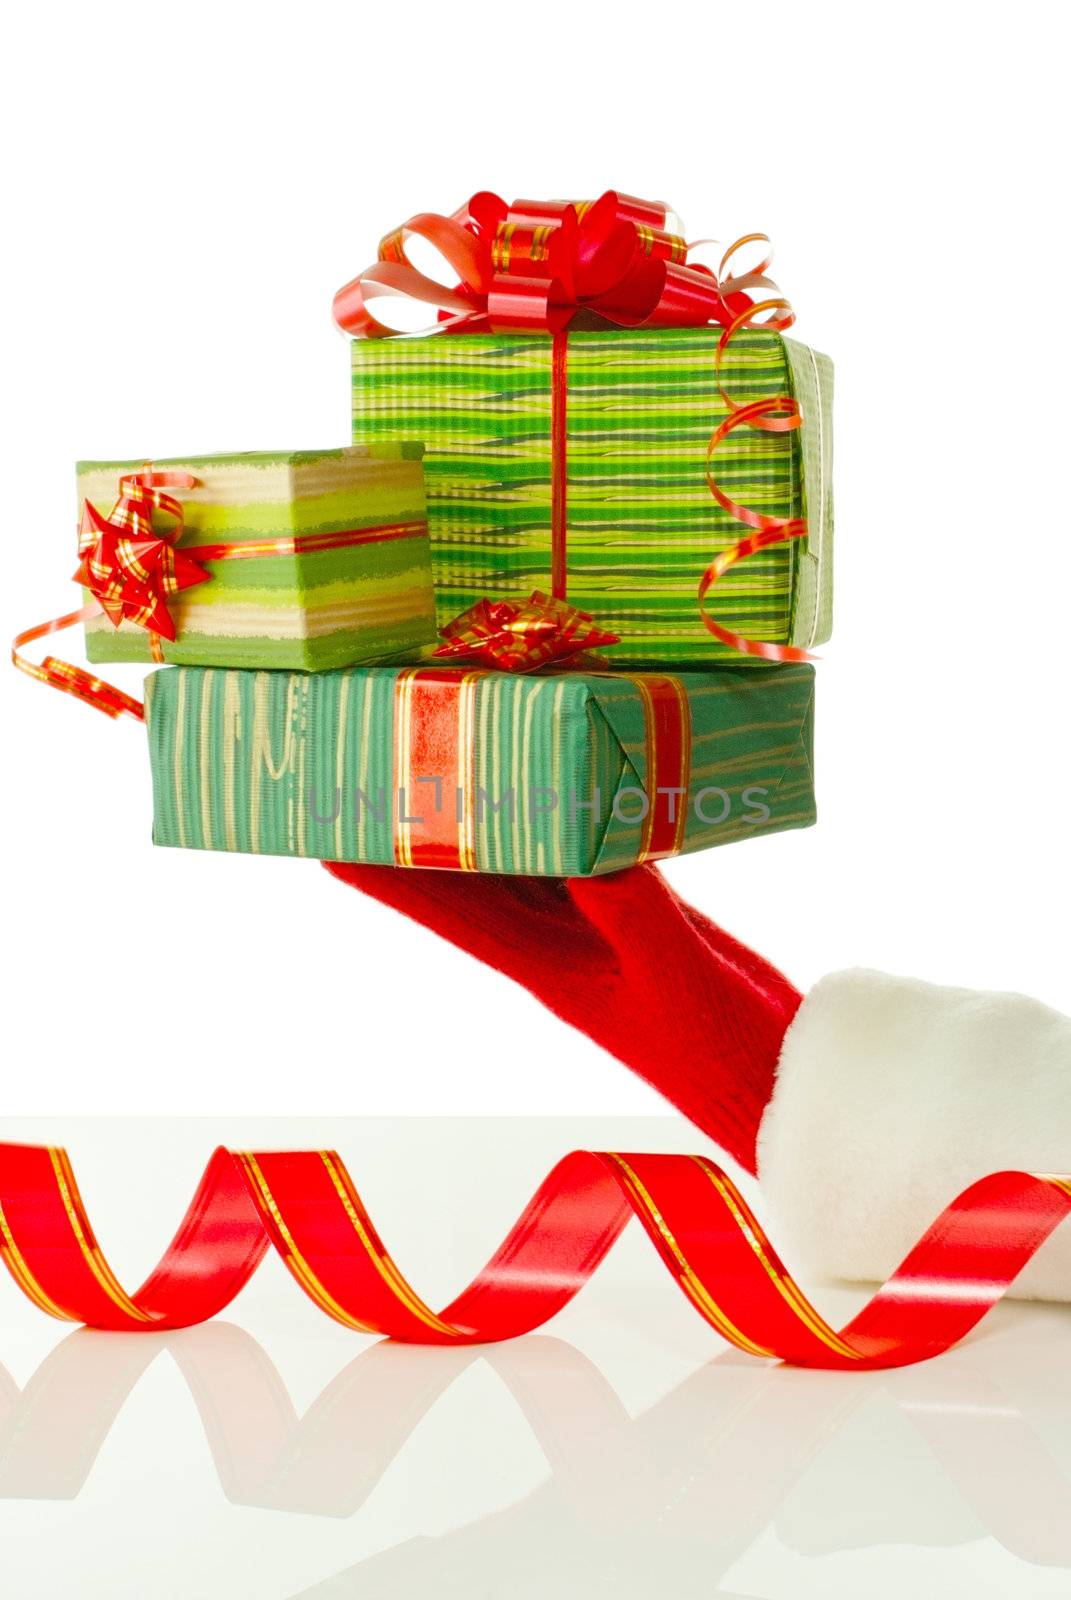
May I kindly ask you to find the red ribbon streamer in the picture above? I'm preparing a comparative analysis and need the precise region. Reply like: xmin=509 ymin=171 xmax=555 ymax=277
xmin=10 ymin=605 xmax=148 ymax=720
xmin=388 ymin=668 xmax=689 ymax=869
xmin=0 ymin=1141 xmax=1067 ymax=1369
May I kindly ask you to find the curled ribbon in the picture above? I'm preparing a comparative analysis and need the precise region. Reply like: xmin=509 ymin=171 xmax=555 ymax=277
xmin=699 ymin=243 xmax=813 ymax=661
xmin=433 ymin=591 xmax=619 ymax=672
xmin=0 ymin=1141 xmax=1067 ymax=1369
xmin=334 ymin=195 xmax=815 ymax=662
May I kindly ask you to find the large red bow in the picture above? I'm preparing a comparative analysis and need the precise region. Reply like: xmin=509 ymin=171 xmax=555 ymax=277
xmin=333 ymin=191 xmax=759 ymax=339
xmin=433 ymin=591 xmax=619 ymax=672
xmin=75 ymin=468 xmax=211 ymax=644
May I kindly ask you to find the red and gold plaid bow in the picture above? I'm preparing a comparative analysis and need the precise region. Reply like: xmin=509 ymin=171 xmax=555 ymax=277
xmin=433 ymin=591 xmax=619 ymax=673
xmin=74 ymin=468 xmax=211 ymax=653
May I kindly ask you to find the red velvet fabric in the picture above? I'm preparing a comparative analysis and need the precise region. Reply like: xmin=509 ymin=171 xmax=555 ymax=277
xmin=324 ymin=863 xmax=801 ymax=1174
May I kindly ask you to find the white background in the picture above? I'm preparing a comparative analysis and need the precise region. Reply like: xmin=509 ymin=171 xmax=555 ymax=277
xmin=2 ymin=2 xmax=1068 ymax=1117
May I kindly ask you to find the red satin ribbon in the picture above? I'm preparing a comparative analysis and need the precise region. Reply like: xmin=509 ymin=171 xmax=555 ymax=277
xmin=388 ymin=667 xmax=690 ymax=869
xmin=551 ymin=329 xmax=569 ymax=597
xmin=0 ymin=1141 xmax=1067 ymax=1369
xmin=332 ymin=191 xmax=747 ymax=341
xmin=10 ymin=605 xmax=148 ymax=720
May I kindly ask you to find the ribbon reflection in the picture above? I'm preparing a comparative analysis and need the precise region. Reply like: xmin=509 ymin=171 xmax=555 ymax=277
xmin=1 ymin=1316 xmax=1069 ymax=1588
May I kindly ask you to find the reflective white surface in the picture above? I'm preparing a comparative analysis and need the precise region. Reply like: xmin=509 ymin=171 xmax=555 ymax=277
xmin=1 ymin=1118 xmax=1069 ymax=1598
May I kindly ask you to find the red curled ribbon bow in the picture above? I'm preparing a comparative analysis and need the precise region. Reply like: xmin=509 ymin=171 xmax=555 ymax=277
xmin=433 ymin=591 xmax=620 ymax=672
xmin=332 ymin=191 xmax=755 ymax=339
xmin=75 ymin=469 xmax=211 ymax=648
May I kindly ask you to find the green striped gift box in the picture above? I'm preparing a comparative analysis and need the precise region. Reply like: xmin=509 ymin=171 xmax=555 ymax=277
xmin=77 ymin=446 xmax=437 ymax=672
xmin=350 ymin=328 xmax=833 ymax=666
xmin=144 ymin=663 xmax=815 ymax=878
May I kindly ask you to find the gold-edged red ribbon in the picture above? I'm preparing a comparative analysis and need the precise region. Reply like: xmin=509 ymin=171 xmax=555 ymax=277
xmin=390 ymin=666 xmax=689 ymax=870
xmin=334 ymin=196 xmax=815 ymax=661
xmin=331 ymin=191 xmax=747 ymax=341
xmin=13 ymin=465 xmax=429 ymax=721
xmin=699 ymin=242 xmax=812 ymax=662
xmin=1 ymin=1140 xmax=1067 ymax=1369
xmin=11 ymin=606 xmax=149 ymax=720
xmin=433 ymin=591 xmax=619 ymax=672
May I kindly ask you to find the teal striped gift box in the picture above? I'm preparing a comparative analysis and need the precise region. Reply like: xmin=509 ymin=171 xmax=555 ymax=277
xmin=78 ymin=446 xmax=437 ymax=672
xmin=350 ymin=328 xmax=833 ymax=667
xmin=144 ymin=663 xmax=815 ymax=877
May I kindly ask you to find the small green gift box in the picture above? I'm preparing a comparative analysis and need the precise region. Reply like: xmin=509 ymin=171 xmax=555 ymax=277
xmin=144 ymin=662 xmax=815 ymax=877
xmin=350 ymin=328 xmax=832 ymax=667
xmin=77 ymin=446 xmax=437 ymax=672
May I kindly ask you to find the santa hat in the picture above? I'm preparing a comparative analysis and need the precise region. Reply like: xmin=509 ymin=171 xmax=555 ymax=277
xmin=328 ymin=861 xmax=1071 ymax=1302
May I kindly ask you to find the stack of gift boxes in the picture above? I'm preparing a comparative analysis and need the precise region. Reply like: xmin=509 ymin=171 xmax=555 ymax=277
xmin=64 ymin=194 xmax=834 ymax=878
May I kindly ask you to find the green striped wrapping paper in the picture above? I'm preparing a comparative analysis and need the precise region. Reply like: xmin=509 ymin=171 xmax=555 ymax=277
xmin=350 ymin=328 xmax=833 ymax=665
xmin=77 ymin=446 xmax=437 ymax=671
xmin=144 ymin=663 xmax=815 ymax=877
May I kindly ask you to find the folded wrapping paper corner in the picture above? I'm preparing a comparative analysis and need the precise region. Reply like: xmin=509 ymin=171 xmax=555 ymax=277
xmin=76 ymin=445 xmax=437 ymax=673
xmin=350 ymin=326 xmax=833 ymax=667
xmin=585 ymin=667 xmax=816 ymax=876
xmin=143 ymin=663 xmax=816 ymax=877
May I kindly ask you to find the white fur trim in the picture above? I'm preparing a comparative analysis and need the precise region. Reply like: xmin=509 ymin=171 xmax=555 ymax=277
xmin=756 ymin=969 xmax=1071 ymax=1301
